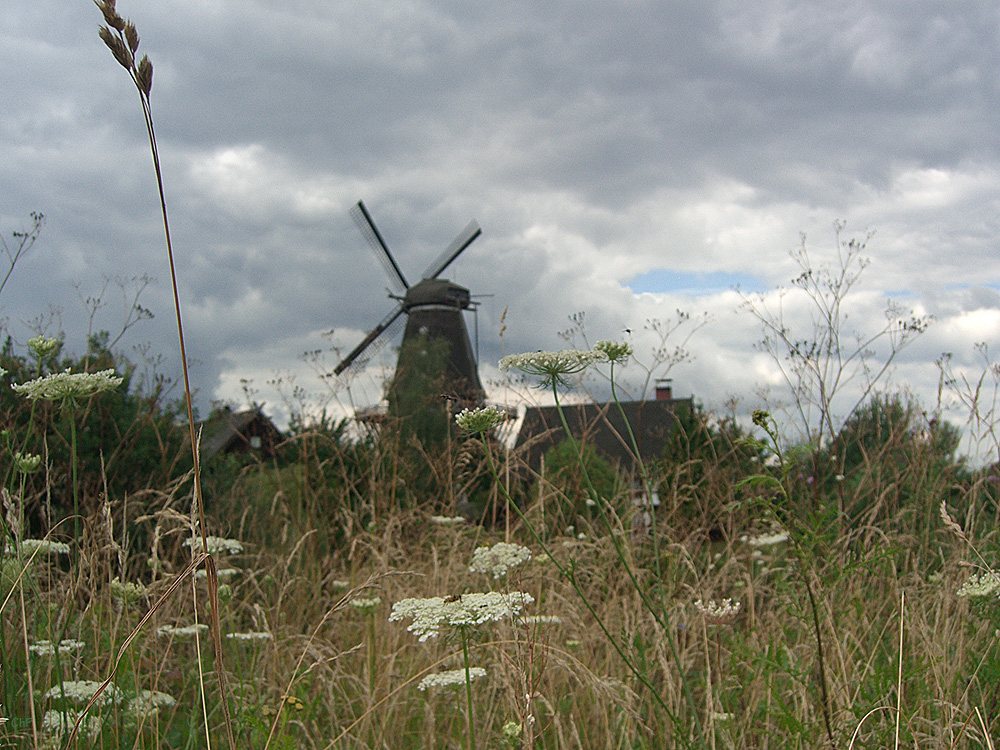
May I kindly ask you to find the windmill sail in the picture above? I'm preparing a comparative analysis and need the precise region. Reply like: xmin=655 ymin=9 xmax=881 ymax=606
xmin=334 ymin=200 xmax=486 ymax=408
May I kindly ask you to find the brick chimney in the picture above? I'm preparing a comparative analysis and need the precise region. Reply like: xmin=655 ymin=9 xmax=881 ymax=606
xmin=655 ymin=378 xmax=673 ymax=401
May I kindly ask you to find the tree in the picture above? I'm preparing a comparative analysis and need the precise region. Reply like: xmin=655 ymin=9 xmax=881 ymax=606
xmin=825 ymin=393 xmax=962 ymax=527
xmin=535 ymin=438 xmax=621 ymax=530
xmin=1 ymin=332 xmax=189 ymax=531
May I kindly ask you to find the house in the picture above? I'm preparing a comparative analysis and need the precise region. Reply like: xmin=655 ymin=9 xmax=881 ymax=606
xmin=197 ymin=406 xmax=284 ymax=462
xmin=511 ymin=380 xmax=690 ymax=472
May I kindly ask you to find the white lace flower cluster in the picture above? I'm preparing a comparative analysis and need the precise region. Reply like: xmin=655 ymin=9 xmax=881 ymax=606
xmin=12 ymin=368 xmax=123 ymax=401
xmin=390 ymin=591 xmax=535 ymax=642
xmin=454 ymin=405 xmax=506 ymax=433
xmin=522 ymin=615 xmax=562 ymax=625
xmin=418 ymin=667 xmax=487 ymax=691
xmin=743 ymin=531 xmax=789 ymax=547
xmin=956 ymin=570 xmax=1000 ymax=599
xmin=42 ymin=709 xmax=103 ymax=739
xmin=593 ymin=340 xmax=633 ymax=363
xmin=128 ymin=690 xmax=177 ymax=717
xmin=694 ymin=597 xmax=742 ymax=625
xmin=29 ymin=639 xmax=85 ymax=657
xmin=349 ymin=596 xmax=382 ymax=612
xmin=183 ymin=536 xmax=243 ymax=556
xmin=226 ymin=631 xmax=272 ymax=641
xmin=156 ymin=623 xmax=209 ymax=639
xmin=194 ymin=567 xmax=240 ymax=579
xmin=499 ymin=349 xmax=602 ymax=386
xmin=44 ymin=680 xmax=124 ymax=706
xmin=27 ymin=336 xmax=60 ymax=360
xmin=469 ymin=542 xmax=532 ymax=578
xmin=431 ymin=515 xmax=466 ymax=526
xmin=110 ymin=577 xmax=147 ymax=606
xmin=13 ymin=539 xmax=71 ymax=557
xmin=13 ymin=451 xmax=41 ymax=474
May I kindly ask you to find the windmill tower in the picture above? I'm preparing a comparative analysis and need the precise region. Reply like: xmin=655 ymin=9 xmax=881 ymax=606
xmin=335 ymin=200 xmax=486 ymax=422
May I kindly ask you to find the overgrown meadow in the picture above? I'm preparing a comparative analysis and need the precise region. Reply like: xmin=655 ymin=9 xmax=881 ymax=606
xmin=2 ymin=3 xmax=999 ymax=748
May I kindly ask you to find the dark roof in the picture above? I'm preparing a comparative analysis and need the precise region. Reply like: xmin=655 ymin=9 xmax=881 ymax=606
xmin=513 ymin=397 xmax=691 ymax=470
xmin=197 ymin=407 xmax=283 ymax=461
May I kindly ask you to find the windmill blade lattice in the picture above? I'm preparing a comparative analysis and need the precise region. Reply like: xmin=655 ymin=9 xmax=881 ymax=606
xmin=334 ymin=304 xmax=406 ymax=375
xmin=421 ymin=219 xmax=482 ymax=280
xmin=351 ymin=200 xmax=409 ymax=293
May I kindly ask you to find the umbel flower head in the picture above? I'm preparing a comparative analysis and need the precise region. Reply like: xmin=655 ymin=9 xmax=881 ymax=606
xmin=455 ymin=405 xmax=506 ymax=433
xmin=16 ymin=539 xmax=71 ymax=557
xmin=499 ymin=349 xmax=602 ymax=387
xmin=13 ymin=452 xmax=41 ymax=474
xmin=593 ymin=340 xmax=632 ymax=364
xmin=128 ymin=690 xmax=177 ymax=717
xmin=390 ymin=591 xmax=534 ymax=642
xmin=694 ymin=597 xmax=742 ymax=625
xmin=29 ymin=639 xmax=86 ymax=657
xmin=418 ymin=667 xmax=487 ymax=691
xmin=27 ymin=336 xmax=60 ymax=360
xmin=956 ymin=570 xmax=1000 ymax=599
xmin=44 ymin=680 xmax=124 ymax=706
xmin=469 ymin=542 xmax=532 ymax=578
xmin=12 ymin=369 xmax=123 ymax=403
xmin=183 ymin=536 xmax=243 ymax=556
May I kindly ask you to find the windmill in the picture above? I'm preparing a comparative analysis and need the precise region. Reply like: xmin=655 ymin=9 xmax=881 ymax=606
xmin=335 ymin=200 xmax=486 ymax=415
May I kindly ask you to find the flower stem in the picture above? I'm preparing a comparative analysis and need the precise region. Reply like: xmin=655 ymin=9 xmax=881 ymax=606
xmin=461 ymin=627 xmax=476 ymax=750
xmin=477 ymin=438 xmax=692 ymax=744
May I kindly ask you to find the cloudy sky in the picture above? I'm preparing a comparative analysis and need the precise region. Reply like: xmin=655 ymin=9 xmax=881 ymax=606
xmin=3 ymin=1 xmax=1000 ymax=453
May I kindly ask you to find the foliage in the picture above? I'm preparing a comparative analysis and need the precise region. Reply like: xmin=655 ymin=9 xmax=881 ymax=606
xmin=822 ymin=392 xmax=965 ymax=536
xmin=536 ymin=438 xmax=620 ymax=528
xmin=0 ymin=333 xmax=189 ymax=530
xmin=658 ymin=402 xmax=763 ymax=534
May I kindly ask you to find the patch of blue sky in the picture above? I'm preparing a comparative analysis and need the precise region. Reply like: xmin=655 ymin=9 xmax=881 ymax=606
xmin=626 ymin=269 xmax=766 ymax=296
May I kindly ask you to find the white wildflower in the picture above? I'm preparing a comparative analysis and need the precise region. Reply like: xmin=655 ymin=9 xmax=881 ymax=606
xmin=455 ymin=405 xmax=506 ymax=433
xmin=502 ymin=720 xmax=523 ymax=747
xmin=522 ymin=615 xmax=562 ymax=625
xmin=27 ymin=336 xmax=60 ymax=360
xmin=745 ymin=531 xmax=789 ymax=547
xmin=110 ymin=577 xmax=146 ymax=606
xmin=418 ymin=667 xmax=487 ymax=691
xmin=194 ymin=567 xmax=240 ymax=579
xmin=42 ymin=709 xmax=103 ymax=739
xmin=330 ymin=579 xmax=350 ymax=590
xmin=183 ymin=536 xmax=243 ymax=556
xmin=694 ymin=597 xmax=742 ymax=625
xmin=957 ymin=570 xmax=1000 ymax=599
xmin=128 ymin=690 xmax=176 ymax=717
xmin=29 ymin=639 xmax=85 ymax=657
xmin=13 ymin=452 xmax=41 ymax=474
xmin=350 ymin=596 xmax=382 ymax=612
xmin=499 ymin=349 xmax=602 ymax=386
xmin=431 ymin=515 xmax=467 ymax=526
xmin=469 ymin=542 xmax=531 ymax=578
xmin=225 ymin=631 xmax=272 ymax=641
xmin=156 ymin=623 xmax=209 ymax=639
xmin=44 ymin=680 xmax=124 ymax=706
xmin=593 ymin=340 xmax=632 ymax=363
xmin=17 ymin=538 xmax=71 ymax=556
xmin=390 ymin=591 xmax=534 ymax=642
xmin=12 ymin=368 xmax=122 ymax=401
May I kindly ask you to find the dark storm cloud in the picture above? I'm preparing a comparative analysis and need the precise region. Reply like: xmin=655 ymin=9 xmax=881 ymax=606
xmin=2 ymin=0 xmax=999 ymax=439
